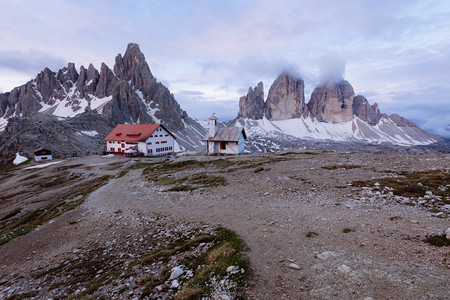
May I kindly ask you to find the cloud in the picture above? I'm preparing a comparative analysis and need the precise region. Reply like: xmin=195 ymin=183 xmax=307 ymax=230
xmin=318 ymin=52 xmax=346 ymax=83
xmin=174 ymin=90 xmax=238 ymax=121
xmin=0 ymin=49 xmax=66 ymax=73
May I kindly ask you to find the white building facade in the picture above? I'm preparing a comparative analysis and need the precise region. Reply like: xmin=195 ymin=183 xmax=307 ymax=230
xmin=105 ymin=124 xmax=176 ymax=156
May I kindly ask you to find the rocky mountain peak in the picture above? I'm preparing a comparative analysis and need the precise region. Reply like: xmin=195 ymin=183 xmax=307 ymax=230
xmin=265 ymin=72 xmax=307 ymax=120
xmin=237 ymin=81 xmax=265 ymax=119
xmin=308 ymin=80 xmax=354 ymax=123
xmin=114 ymin=43 xmax=154 ymax=90
xmin=352 ymin=95 xmax=381 ymax=125
xmin=389 ymin=114 xmax=417 ymax=127
xmin=57 ymin=63 xmax=79 ymax=93
xmin=0 ymin=43 xmax=206 ymax=153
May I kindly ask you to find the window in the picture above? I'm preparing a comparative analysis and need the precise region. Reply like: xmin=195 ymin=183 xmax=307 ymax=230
xmin=156 ymin=142 xmax=159 ymax=144
xmin=220 ymin=142 xmax=226 ymax=150
xmin=110 ymin=147 xmax=114 ymax=152
xmin=121 ymin=143 xmax=125 ymax=148
xmin=165 ymin=134 xmax=169 ymax=137
xmin=160 ymin=134 xmax=163 ymax=137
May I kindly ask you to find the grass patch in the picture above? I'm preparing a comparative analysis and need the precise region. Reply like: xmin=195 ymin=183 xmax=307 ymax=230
xmin=352 ymin=169 xmax=449 ymax=199
xmin=424 ymin=234 xmax=450 ymax=247
xmin=342 ymin=228 xmax=355 ymax=233
xmin=175 ymin=227 xmax=250 ymax=299
xmin=156 ymin=172 xmax=226 ymax=192
xmin=0 ymin=207 xmax=22 ymax=221
xmin=116 ymin=169 xmax=129 ymax=178
xmin=68 ymin=221 xmax=77 ymax=225
xmin=155 ymin=175 xmax=178 ymax=186
xmin=390 ymin=216 xmax=402 ymax=221
xmin=0 ymin=175 xmax=112 ymax=245
xmin=254 ymin=166 xmax=264 ymax=173
xmin=165 ymin=184 xmax=196 ymax=192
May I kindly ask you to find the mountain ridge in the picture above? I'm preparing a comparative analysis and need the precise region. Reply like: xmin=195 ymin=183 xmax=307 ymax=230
xmin=233 ymin=73 xmax=443 ymax=151
xmin=0 ymin=43 xmax=206 ymax=161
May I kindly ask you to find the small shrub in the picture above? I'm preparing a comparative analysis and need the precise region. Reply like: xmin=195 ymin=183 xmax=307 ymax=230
xmin=68 ymin=221 xmax=77 ymax=225
xmin=305 ymin=231 xmax=318 ymax=237
xmin=166 ymin=184 xmax=195 ymax=192
xmin=390 ymin=216 xmax=402 ymax=221
xmin=424 ymin=234 xmax=450 ymax=247
xmin=342 ymin=228 xmax=355 ymax=233
xmin=254 ymin=166 xmax=264 ymax=173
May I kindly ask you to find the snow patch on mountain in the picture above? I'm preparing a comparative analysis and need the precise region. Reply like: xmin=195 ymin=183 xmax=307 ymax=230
xmin=236 ymin=116 xmax=439 ymax=147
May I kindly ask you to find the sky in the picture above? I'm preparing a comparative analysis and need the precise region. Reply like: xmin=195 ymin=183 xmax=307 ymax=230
xmin=0 ymin=0 xmax=449 ymax=137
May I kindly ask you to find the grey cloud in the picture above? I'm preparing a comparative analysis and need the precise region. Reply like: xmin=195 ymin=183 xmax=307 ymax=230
xmin=175 ymin=90 xmax=238 ymax=121
xmin=0 ymin=49 xmax=66 ymax=73
xmin=318 ymin=52 xmax=346 ymax=83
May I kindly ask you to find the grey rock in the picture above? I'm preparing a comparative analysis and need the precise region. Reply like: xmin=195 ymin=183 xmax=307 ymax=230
xmin=308 ymin=80 xmax=354 ymax=123
xmin=265 ymin=73 xmax=307 ymax=120
xmin=352 ymin=95 xmax=381 ymax=125
xmin=238 ymin=82 xmax=265 ymax=119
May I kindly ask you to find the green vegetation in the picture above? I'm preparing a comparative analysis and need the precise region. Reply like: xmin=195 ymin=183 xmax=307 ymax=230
xmin=305 ymin=231 xmax=319 ymax=237
xmin=154 ymin=172 xmax=226 ymax=192
xmin=424 ymin=234 xmax=450 ymax=247
xmin=353 ymin=169 xmax=449 ymax=199
xmin=0 ymin=175 xmax=112 ymax=245
xmin=389 ymin=216 xmax=402 ymax=221
xmin=0 ymin=207 xmax=22 ymax=221
xmin=174 ymin=227 xmax=250 ymax=299
xmin=254 ymin=166 xmax=264 ymax=173
xmin=342 ymin=228 xmax=355 ymax=233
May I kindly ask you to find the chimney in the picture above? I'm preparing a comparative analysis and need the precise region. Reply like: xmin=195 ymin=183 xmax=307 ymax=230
xmin=208 ymin=114 xmax=218 ymax=138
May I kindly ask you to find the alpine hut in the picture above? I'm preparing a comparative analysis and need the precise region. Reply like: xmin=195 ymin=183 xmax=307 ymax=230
xmin=104 ymin=123 xmax=176 ymax=156
xmin=202 ymin=115 xmax=246 ymax=154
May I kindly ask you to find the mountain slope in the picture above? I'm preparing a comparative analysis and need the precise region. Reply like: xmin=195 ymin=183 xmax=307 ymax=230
xmin=0 ymin=43 xmax=205 ymax=152
xmin=230 ymin=73 xmax=442 ymax=152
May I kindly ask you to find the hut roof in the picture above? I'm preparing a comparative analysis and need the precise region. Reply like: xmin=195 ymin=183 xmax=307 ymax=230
xmin=203 ymin=127 xmax=246 ymax=142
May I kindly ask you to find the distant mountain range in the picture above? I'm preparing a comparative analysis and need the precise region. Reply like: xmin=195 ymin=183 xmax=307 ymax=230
xmin=0 ymin=44 xmax=446 ymax=163
xmin=228 ymin=73 xmax=443 ymax=152
xmin=0 ymin=43 xmax=205 ymax=161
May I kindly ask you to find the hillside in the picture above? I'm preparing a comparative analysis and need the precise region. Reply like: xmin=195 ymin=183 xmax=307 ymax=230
xmin=0 ymin=152 xmax=449 ymax=299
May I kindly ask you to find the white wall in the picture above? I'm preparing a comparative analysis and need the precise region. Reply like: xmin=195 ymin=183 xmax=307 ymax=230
xmin=106 ymin=126 xmax=175 ymax=156
xmin=144 ymin=126 xmax=175 ymax=156
xmin=35 ymin=155 xmax=52 ymax=161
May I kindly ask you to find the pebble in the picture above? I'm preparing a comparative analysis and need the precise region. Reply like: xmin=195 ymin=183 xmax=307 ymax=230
xmin=337 ymin=264 xmax=352 ymax=275
xmin=287 ymin=263 xmax=301 ymax=270
xmin=226 ymin=266 xmax=239 ymax=273
xmin=316 ymin=251 xmax=337 ymax=260
xmin=169 ymin=266 xmax=184 ymax=280
xmin=170 ymin=279 xmax=180 ymax=289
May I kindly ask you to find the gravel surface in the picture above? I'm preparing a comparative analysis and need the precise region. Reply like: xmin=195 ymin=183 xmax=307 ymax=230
xmin=1 ymin=151 xmax=449 ymax=299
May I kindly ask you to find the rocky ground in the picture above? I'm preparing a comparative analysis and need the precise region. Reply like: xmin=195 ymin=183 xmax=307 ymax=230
xmin=0 ymin=151 xmax=449 ymax=299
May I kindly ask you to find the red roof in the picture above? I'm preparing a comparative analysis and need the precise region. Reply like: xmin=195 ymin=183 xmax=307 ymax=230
xmin=104 ymin=123 xmax=176 ymax=142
